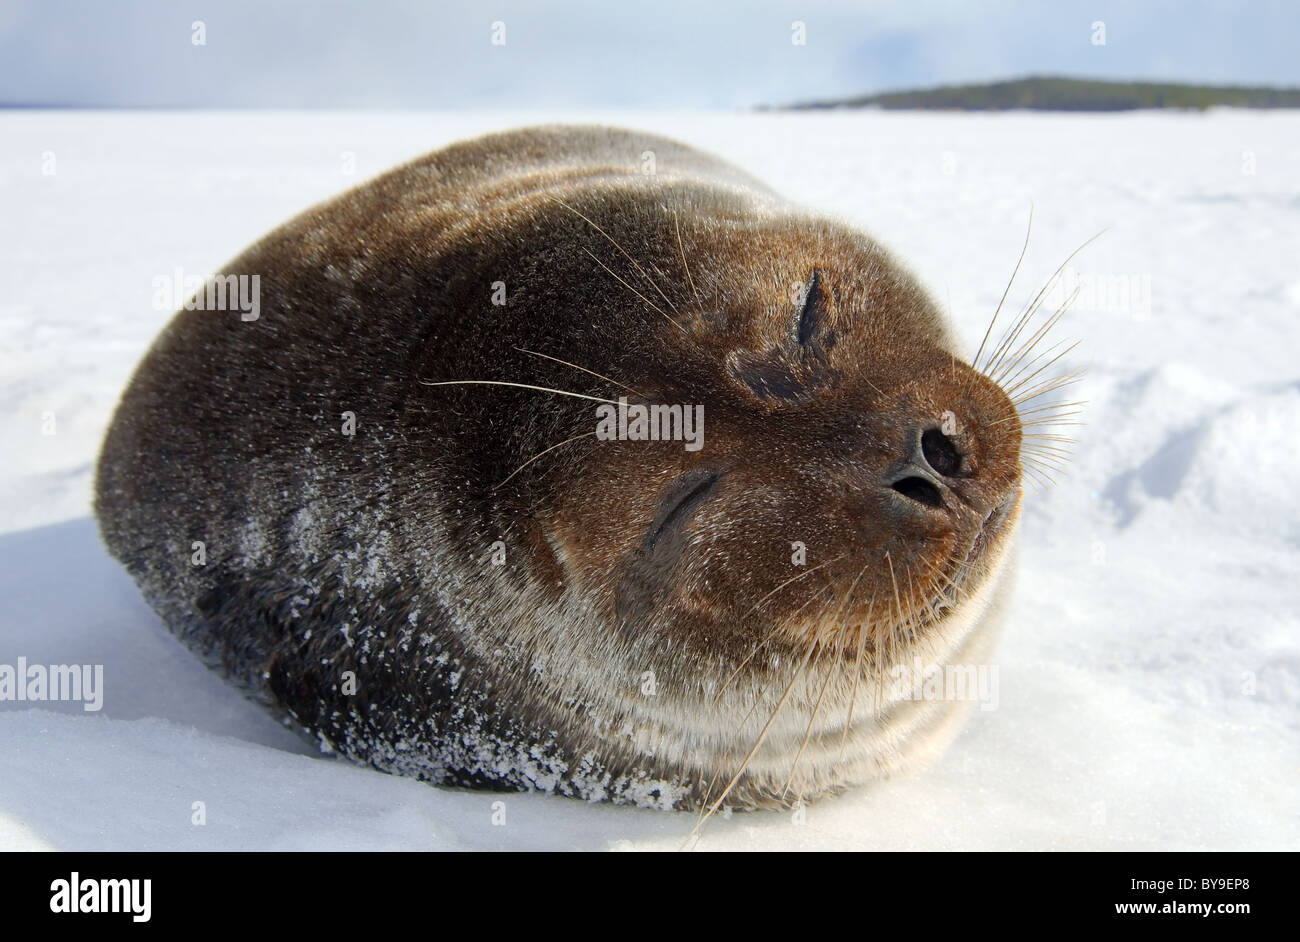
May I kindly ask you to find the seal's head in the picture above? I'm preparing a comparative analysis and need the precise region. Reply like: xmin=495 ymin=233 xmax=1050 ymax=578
xmin=509 ymin=239 xmax=1024 ymax=664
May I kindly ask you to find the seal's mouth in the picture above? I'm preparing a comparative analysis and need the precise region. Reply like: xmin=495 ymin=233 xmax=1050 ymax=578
xmin=964 ymin=490 xmax=1018 ymax=567
xmin=802 ymin=487 xmax=1022 ymax=655
xmin=914 ymin=489 xmax=1020 ymax=628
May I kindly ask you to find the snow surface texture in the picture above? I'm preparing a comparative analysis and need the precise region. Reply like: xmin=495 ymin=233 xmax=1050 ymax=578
xmin=1 ymin=110 xmax=1297 ymax=851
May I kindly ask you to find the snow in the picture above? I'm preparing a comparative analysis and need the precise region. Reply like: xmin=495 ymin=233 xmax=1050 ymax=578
xmin=2 ymin=109 xmax=1297 ymax=850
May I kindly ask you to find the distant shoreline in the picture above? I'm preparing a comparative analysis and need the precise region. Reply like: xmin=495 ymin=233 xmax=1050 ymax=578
xmin=771 ymin=76 xmax=1300 ymax=112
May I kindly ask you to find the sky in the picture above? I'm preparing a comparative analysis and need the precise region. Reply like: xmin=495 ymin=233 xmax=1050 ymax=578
xmin=1 ymin=0 xmax=1297 ymax=109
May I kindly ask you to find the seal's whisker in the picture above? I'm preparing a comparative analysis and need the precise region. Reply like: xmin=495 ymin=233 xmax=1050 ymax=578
xmin=1002 ymin=335 xmax=1075 ymax=396
xmin=804 ymin=564 xmax=857 ymax=649
xmin=984 ymin=289 xmax=1060 ymax=381
xmin=698 ymin=585 xmax=825 ymax=819
xmin=1024 ymin=452 xmax=1067 ymax=471
xmin=1023 ymin=429 xmax=1079 ymax=441
xmin=1008 ymin=398 xmax=1088 ymax=421
xmin=1011 ymin=401 xmax=1088 ymax=454
xmin=927 ymin=553 xmax=970 ymax=624
xmin=722 ymin=595 xmax=821 ymax=748
xmin=839 ymin=591 xmax=876 ymax=760
xmin=494 ymin=431 xmax=597 ymax=490
xmin=696 ymin=665 xmax=779 ymax=826
xmin=1008 ymin=363 xmax=1081 ymax=400
xmin=783 ymin=660 xmax=837 ymax=798
xmin=1023 ymin=454 xmax=1071 ymax=476
xmin=1024 ymin=445 xmax=1073 ymax=464
xmin=741 ymin=554 xmax=845 ymax=618
xmin=1023 ymin=439 xmax=1074 ymax=457
xmin=980 ymin=229 xmax=1102 ymax=381
xmin=418 ymin=379 xmax=621 ymax=404
xmin=984 ymin=301 xmax=1046 ymax=380
xmin=781 ymin=559 xmax=872 ymax=793
xmin=687 ymin=586 xmax=839 ymax=846
xmin=904 ymin=568 xmax=922 ymax=665
xmin=553 ymin=196 xmax=685 ymax=319
xmin=884 ymin=552 xmax=906 ymax=674
xmin=1021 ymin=455 xmax=1072 ymax=476
xmin=673 ymin=210 xmax=703 ymax=313
xmin=973 ymin=205 xmax=1033 ymax=372
xmin=988 ymin=284 xmax=1080 ymax=385
xmin=521 ymin=439 xmax=603 ymax=514
xmin=983 ymin=281 xmax=1056 ymax=379
xmin=995 ymin=321 xmax=1080 ymax=394
xmin=685 ymin=634 xmax=818 ymax=845
xmin=1023 ymin=449 xmax=1076 ymax=464
xmin=1005 ymin=409 xmax=1085 ymax=430
xmin=991 ymin=306 xmax=1078 ymax=390
xmin=1020 ymin=461 xmax=1059 ymax=490
xmin=711 ymin=581 xmax=833 ymax=706
xmin=582 ymin=247 xmax=688 ymax=333
xmin=920 ymin=555 xmax=962 ymax=612
xmin=1024 ymin=473 xmax=1060 ymax=492
xmin=1022 ymin=446 xmax=1073 ymax=467
xmin=512 ymin=346 xmax=647 ymax=398
xmin=1011 ymin=368 xmax=1086 ymax=406
xmin=1023 ymin=433 xmax=1078 ymax=446
xmin=1018 ymin=415 xmax=1085 ymax=430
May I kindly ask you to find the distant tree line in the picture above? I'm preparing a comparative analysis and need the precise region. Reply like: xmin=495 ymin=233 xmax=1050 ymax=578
xmin=782 ymin=76 xmax=1300 ymax=111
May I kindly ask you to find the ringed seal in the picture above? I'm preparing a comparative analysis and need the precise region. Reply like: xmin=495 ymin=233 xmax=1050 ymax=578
xmin=96 ymin=125 xmax=1034 ymax=812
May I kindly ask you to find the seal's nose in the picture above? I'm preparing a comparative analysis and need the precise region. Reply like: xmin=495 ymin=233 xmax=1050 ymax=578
xmin=886 ymin=426 xmax=963 ymax=510
xmin=889 ymin=472 xmax=943 ymax=508
xmin=919 ymin=428 xmax=962 ymax=476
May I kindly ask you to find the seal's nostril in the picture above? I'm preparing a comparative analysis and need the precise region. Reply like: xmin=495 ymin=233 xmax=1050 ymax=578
xmin=921 ymin=428 xmax=961 ymax=477
xmin=891 ymin=476 xmax=943 ymax=508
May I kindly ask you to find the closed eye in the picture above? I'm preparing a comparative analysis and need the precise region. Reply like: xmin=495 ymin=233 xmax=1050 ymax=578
xmin=643 ymin=468 xmax=722 ymax=550
xmin=616 ymin=467 xmax=723 ymax=631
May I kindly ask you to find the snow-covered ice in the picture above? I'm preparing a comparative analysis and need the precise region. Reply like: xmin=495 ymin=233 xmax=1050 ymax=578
xmin=1 ymin=109 xmax=1297 ymax=850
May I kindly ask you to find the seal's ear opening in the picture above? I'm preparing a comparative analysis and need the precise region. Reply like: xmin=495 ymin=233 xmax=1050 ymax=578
xmin=793 ymin=268 xmax=836 ymax=352
xmin=726 ymin=269 xmax=837 ymax=404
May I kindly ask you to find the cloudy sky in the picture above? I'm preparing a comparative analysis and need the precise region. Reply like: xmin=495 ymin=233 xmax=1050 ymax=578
xmin=2 ymin=0 xmax=1296 ymax=109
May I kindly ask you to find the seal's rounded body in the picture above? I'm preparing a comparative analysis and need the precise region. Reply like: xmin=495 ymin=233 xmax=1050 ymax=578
xmin=97 ymin=126 xmax=1024 ymax=810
